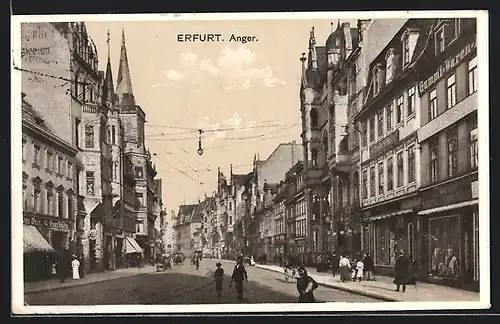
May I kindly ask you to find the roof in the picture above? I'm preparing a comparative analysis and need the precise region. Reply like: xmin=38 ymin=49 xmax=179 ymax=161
xmin=191 ymin=203 xmax=204 ymax=223
xmin=232 ymin=172 xmax=252 ymax=186
xmin=22 ymin=96 xmax=52 ymax=133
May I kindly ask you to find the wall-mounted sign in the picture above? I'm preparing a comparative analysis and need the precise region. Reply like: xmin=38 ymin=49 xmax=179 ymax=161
xmin=471 ymin=181 xmax=479 ymax=199
xmin=88 ymin=229 xmax=97 ymax=240
xmin=419 ymin=41 xmax=476 ymax=94
xmin=23 ymin=216 xmax=70 ymax=231
xmin=418 ymin=92 xmax=477 ymax=142
xmin=369 ymin=130 xmax=399 ymax=161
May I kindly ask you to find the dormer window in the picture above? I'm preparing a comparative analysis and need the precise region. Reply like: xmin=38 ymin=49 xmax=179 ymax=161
xmin=403 ymin=34 xmax=410 ymax=66
xmin=373 ymin=67 xmax=380 ymax=95
xmin=434 ymin=20 xmax=460 ymax=55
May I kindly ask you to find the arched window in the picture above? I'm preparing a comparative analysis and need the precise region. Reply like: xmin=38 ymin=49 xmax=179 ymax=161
xmin=310 ymin=108 xmax=318 ymax=129
xmin=352 ymin=171 xmax=360 ymax=203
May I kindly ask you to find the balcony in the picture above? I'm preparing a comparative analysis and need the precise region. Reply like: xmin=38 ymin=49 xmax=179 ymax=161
xmin=82 ymin=103 xmax=100 ymax=114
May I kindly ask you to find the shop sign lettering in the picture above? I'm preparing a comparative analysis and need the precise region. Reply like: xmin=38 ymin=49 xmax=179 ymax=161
xmin=419 ymin=41 xmax=476 ymax=94
xmin=23 ymin=216 xmax=70 ymax=231
xmin=370 ymin=130 xmax=399 ymax=160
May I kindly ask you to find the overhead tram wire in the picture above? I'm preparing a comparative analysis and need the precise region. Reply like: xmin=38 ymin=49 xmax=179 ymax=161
xmin=145 ymin=123 xmax=298 ymax=138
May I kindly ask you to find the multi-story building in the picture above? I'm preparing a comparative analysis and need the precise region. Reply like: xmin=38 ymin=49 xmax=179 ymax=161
xmin=162 ymin=210 xmax=177 ymax=254
xmin=174 ymin=203 xmax=198 ymax=254
xmin=230 ymin=171 xmax=253 ymax=254
xmin=20 ymin=22 xmax=100 ymax=274
xmin=416 ymin=18 xmax=478 ymax=290
xmin=114 ymin=30 xmax=158 ymax=261
xmin=354 ymin=19 xmax=434 ymax=275
xmin=21 ymin=95 xmax=81 ymax=281
xmin=255 ymin=181 xmax=278 ymax=260
xmin=153 ymin=179 xmax=164 ymax=256
xmin=299 ymin=23 xmax=359 ymax=256
xmin=273 ymin=179 xmax=288 ymax=264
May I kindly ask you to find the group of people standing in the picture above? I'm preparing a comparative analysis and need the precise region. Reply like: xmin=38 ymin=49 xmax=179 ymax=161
xmin=333 ymin=252 xmax=375 ymax=283
xmin=55 ymin=251 xmax=84 ymax=283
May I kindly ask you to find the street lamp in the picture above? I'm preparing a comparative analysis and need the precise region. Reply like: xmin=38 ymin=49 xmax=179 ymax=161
xmin=197 ymin=129 xmax=204 ymax=156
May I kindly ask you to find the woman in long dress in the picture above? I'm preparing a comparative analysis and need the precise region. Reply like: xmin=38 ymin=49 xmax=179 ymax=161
xmin=71 ymin=255 xmax=80 ymax=280
xmin=339 ymin=255 xmax=351 ymax=283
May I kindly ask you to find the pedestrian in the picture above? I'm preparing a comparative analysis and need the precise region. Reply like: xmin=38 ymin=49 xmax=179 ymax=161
xmin=195 ymin=255 xmax=200 ymax=270
xmin=58 ymin=250 xmax=68 ymax=283
xmin=339 ymin=255 xmax=351 ymax=283
xmin=229 ymin=256 xmax=248 ymax=301
xmin=330 ymin=251 xmax=339 ymax=277
xmin=214 ymin=262 xmax=224 ymax=299
xmin=71 ymin=255 xmax=80 ymax=280
xmin=78 ymin=254 xmax=85 ymax=279
xmin=394 ymin=250 xmax=410 ymax=292
xmin=296 ymin=266 xmax=318 ymax=303
xmin=362 ymin=252 xmax=375 ymax=281
xmin=355 ymin=259 xmax=364 ymax=282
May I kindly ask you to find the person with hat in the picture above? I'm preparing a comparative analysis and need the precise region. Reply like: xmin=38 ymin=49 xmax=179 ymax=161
xmin=214 ymin=262 xmax=225 ymax=299
xmin=296 ymin=266 xmax=318 ymax=303
xmin=394 ymin=250 xmax=410 ymax=292
xmin=229 ymin=255 xmax=248 ymax=301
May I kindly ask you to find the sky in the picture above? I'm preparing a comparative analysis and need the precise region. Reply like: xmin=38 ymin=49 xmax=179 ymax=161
xmin=85 ymin=18 xmax=357 ymax=212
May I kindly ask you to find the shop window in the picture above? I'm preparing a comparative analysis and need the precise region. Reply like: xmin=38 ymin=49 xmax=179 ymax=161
xmin=447 ymin=128 xmax=459 ymax=178
xmin=386 ymin=103 xmax=393 ymax=132
xmin=361 ymin=122 xmax=368 ymax=146
xmin=396 ymin=95 xmax=404 ymax=125
xmin=430 ymin=138 xmax=440 ymax=183
xmin=469 ymin=117 xmax=478 ymax=170
xmin=429 ymin=89 xmax=438 ymax=121
xmin=429 ymin=215 xmax=460 ymax=278
xmin=397 ymin=151 xmax=404 ymax=187
xmin=369 ymin=116 xmax=375 ymax=143
xmin=378 ymin=162 xmax=384 ymax=194
xmin=446 ymin=74 xmax=457 ymax=109
xmin=362 ymin=170 xmax=368 ymax=199
xmin=387 ymin=157 xmax=394 ymax=191
xmin=86 ymin=171 xmax=95 ymax=195
xmin=369 ymin=166 xmax=375 ymax=197
xmin=407 ymin=145 xmax=416 ymax=183
xmin=377 ymin=110 xmax=384 ymax=137
xmin=407 ymin=86 xmax=416 ymax=116
xmin=85 ymin=124 xmax=94 ymax=148
xmin=468 ymin=56 xmax=478 ymax=95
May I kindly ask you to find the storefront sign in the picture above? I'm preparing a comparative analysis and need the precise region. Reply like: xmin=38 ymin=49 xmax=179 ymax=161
xmin=370 ymin=130 xmax=399 ymax=160
xmin=421 ymin=179 xmax=472 ymax=210
xmin=471 ymin=181 xmax=479 ymax=199
xmin=23 ymin=216 xmax=70 ymax=231
xmin=419 ymin=41 xmax=476 ymax=94
xmin=88 ymin=229 xmax=97 ymax=240
xmin=418 ymin=92 xmax=477 ymax=142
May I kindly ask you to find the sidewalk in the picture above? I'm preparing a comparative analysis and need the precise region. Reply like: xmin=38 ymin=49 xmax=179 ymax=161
xmin=24 ymin=266 xmax=157 ymax=294
xmin=252 ymin=263 xmax=480 ymax=302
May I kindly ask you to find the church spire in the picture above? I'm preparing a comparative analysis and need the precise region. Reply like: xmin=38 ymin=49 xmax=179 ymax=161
xmin=102 ymin=30 xmax=116 ymax=107
xmin=116 ymin=29 xmax=135 ymax=106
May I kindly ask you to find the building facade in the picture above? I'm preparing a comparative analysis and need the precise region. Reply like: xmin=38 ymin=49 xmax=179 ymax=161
xmin=416 ymin=18 xmax=478 ymax=290
xmin=22 ymin=95 xmax=81 ymax=281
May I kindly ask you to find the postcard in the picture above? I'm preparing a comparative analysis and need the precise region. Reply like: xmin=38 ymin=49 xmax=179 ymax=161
xmin=11 ymin=10 xmax=490 ymax=314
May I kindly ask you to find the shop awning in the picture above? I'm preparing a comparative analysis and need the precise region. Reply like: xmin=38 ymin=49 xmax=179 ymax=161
xmin=369 ymin=209 xmax=413 ymax=221
xmin=125 ymin=237 xmax=143 ymax=254
xmin=418 ymin=199 xmax=478 ymax=216
xmin=24 ymin=225 xmax=56 ymax=254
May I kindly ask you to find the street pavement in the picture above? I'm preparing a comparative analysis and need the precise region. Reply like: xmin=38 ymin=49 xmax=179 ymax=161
xmin=24 ymin=259 xmax=378 ymax=305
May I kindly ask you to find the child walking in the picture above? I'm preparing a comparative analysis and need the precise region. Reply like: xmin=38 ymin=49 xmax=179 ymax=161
xmin=214 ymin=262 xmax=224 ymax=299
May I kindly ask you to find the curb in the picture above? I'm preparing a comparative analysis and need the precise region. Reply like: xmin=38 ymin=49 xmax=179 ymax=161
xmin=24 ymin=270 xmax=155 ymax=295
